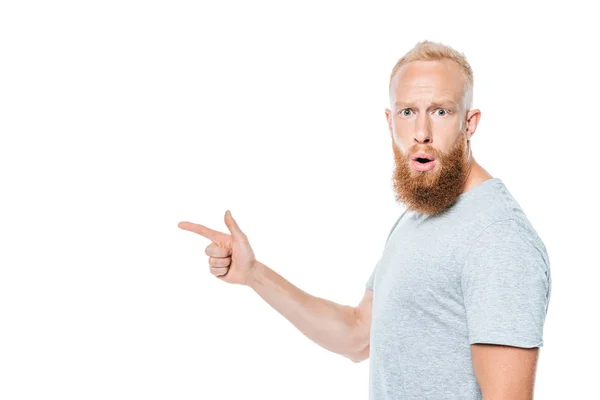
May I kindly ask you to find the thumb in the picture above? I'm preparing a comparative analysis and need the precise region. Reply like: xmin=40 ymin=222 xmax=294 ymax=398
xmin=224 ymin=210 xmax=247 ymax=241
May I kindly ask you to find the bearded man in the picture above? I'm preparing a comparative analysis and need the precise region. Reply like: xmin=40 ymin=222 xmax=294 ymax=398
xmin=179 ymin=40 xmax=552 ymax=400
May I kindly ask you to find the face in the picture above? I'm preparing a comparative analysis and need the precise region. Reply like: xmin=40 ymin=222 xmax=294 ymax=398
xmin=385 ymin=59 xmax=480 ymax=215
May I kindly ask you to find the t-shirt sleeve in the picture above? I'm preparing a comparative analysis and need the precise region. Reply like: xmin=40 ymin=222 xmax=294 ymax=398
xmin=461 ymin=219 xmax=551 ymax=348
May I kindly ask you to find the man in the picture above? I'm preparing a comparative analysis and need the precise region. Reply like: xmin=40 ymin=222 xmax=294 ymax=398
xmin=178 ymin=40 xmax=552 ymax=400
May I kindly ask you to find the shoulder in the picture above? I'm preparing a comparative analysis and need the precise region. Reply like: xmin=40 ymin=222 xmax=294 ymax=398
xmin=467 ymin=218 xmax=548 ymax=262
xmin=461 ymin=218 xmax=551 ymax=286
xmin=459 ymin=219 xmax=552 ymax=348
xmin=457 ymin=179 xmax=549 ymax=262
xmin=383 ymin=209 xmax=409 ymax=245
xmin=470 ymin=178 xmax=550 ymax=267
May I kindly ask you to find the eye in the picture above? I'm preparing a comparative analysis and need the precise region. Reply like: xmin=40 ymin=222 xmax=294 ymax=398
xmin=436 ymin=109 xmax=449 ymax=116
xmin=401 ymin=109 xmax=412 ymax=117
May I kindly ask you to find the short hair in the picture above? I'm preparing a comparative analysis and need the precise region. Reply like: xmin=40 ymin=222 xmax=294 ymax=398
xmin=388 ymin=40 xmax=474 ymax=111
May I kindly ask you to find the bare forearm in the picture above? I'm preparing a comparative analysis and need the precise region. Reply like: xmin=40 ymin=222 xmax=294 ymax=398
xmin=247 ymin=260 xmax=359 ymax=359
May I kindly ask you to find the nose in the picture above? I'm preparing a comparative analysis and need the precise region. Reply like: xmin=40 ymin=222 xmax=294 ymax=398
xmin=413 ymin=113 xmax=432 ymax=144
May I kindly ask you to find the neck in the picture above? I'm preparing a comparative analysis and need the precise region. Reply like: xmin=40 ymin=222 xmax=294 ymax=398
xmin=461 ymin=157 xmax=494 ymax=194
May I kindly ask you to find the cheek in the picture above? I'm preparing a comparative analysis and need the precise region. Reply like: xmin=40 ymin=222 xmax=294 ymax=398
xmin=433 ymin=119 xmax=460 ymax=132
xmin=391 ymin=136 xmax=411 ymax=153
xmin=392 ymin=141 xmax=410 ymax=161
xmin=391 ymin=121 xmax=414 ymax=140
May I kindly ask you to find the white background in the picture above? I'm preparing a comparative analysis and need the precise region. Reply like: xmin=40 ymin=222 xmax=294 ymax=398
xmin=1 ymin=1 xmax=598 ymax=399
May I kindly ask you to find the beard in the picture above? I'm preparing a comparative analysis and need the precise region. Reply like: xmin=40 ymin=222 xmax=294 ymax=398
xmin=392 ymin=136 xmax=472 ymax=216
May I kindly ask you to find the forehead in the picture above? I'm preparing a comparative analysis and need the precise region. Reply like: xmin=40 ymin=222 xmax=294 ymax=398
xmin=391 ymin=59 xmax=465 ymax=103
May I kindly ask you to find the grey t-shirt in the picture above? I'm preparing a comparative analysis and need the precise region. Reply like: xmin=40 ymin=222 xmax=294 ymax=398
xmin=365 ymin=177 xmax=552 ymax=400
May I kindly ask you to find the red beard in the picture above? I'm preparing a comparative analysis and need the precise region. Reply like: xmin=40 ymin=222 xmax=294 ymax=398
xmin=392 ymin=137 xmax=471 ymax=215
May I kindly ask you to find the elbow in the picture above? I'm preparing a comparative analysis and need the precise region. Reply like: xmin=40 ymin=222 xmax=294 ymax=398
xmin=347 ymin=312 xmax=371 ymax=363
xmin=349 ymin=355 xmax=368 ymax=364
xmin=347 ymin=344 xmax=370 ymax=363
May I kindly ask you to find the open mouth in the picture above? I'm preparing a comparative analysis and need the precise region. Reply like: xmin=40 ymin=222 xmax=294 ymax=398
xmin=410 ymin=152 xmax=437 ymax=172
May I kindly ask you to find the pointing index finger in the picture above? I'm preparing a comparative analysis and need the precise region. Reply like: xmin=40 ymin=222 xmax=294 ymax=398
xmin=178 ymin=221 xmax=222 ymax=242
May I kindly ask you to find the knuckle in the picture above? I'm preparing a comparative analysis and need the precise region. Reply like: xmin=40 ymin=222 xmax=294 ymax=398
xmin=210 ymin=266 xmax=228 ymax=276
xmin=221 ymin=248 xmax=232 ymax=258
xmin=209 ymin=257 xmax=230 ymax=267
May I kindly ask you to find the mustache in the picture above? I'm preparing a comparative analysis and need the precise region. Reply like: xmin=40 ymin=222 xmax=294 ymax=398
xmin=404 ymin=147 xmax=442 ymax=161
xmin=403 ymin=139 xmax=465 ymax=161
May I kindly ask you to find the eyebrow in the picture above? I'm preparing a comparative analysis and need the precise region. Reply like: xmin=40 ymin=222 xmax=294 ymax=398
xmin=394 ymin=99 xmax=458 ymax=109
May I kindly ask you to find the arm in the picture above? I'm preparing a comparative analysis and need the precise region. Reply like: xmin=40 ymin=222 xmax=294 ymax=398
xmin=460 ymin=220 xmax=551 ymax=399
xmin=470 ymin=344 xmax=539 ymax=400
xmin=247 ymin=260 xmax=372 ymax=362
xmin=349 ymin=287 xmax=373 ymax=362
xmin=178 ymin=212 xmax=372 ymax=362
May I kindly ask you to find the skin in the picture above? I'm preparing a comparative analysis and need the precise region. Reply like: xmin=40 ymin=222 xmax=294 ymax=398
xmin=178 ymin=58 xmax=539 ymax=398
xmin=375 ymin=58 xmax=538 ymax=397
xmin=178 ymin=212 xmax=361 ymax=360
xmin=386 ymin=58 xmax=492 ymax=215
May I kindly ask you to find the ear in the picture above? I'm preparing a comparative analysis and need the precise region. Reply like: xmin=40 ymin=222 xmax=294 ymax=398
xmin=464 ymin=109 xmax=481 ymax=141
xmin=385 ymin=108 xmax=393 ymax=138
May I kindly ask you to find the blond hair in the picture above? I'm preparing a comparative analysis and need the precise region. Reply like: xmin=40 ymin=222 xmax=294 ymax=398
xmin=389 ymin=40 xmax=474 ymax=111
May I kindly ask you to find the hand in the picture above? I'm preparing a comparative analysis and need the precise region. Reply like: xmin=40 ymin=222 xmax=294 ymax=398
xmin=178 ymin=210 xmax=258 ymax=286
